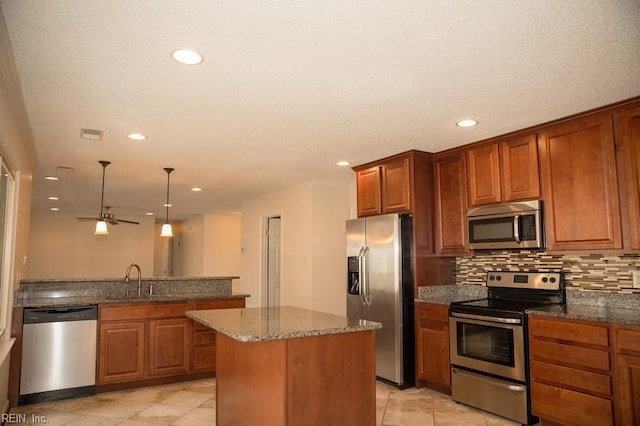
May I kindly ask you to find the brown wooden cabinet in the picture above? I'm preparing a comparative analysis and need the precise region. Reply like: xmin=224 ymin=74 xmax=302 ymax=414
xmin=615 ymin=104 xmax=640 ymax=250
xmin=529 ymin=315 xmax=615 ymax=425
xmin=434 ymin=150 xmax=468 ymax=255
xmin=415 ymin=302 xmax=451 ymax=394
xmin=148 ymin=318 xmax=189 ymax=376
xmin=98 ymin=321 xmax=145 ymax=384
xmin=614 ymin=326 xmax=640 ymax=425
xmin=538 ymin=113 xmax=622 ymax=251
xmin=466 ymin=134 xmax=540 ymax=207
xmin=354 ymin=152 xmax=420 ymax=217
xmin=97 ymin=297 xmax=246 ymax=386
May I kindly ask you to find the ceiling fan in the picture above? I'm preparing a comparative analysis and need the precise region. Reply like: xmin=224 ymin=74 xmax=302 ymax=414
xmin=76 ymin=160 xmax=140 ymax=227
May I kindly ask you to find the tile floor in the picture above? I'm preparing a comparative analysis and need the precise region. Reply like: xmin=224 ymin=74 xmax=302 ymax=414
xmin=9 ymin=379 xmax=520 ymax=425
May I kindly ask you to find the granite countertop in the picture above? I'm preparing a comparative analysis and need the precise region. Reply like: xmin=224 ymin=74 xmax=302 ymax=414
xmin=15 ymin=293 xmax=250 ymax=308
xmin=14 ymin=276 xmax=247 ymax=308
xmin=526 ymin=304 xmax=640 ymax=326
xmin=186 ymin=306 xmax=382 ymax=342
xmin=416 ymin=284 xmax=488 ymax=305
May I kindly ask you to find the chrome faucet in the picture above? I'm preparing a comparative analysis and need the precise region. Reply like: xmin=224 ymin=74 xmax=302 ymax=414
xmin=124 ymin=263 xmax=142 ymax=296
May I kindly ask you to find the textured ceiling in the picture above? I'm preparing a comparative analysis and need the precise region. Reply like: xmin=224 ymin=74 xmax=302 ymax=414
xmin=2 ymin=0 xmax=640 ymax=221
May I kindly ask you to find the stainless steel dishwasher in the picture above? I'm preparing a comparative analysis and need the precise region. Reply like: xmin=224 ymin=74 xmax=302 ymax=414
xmin=20 ymin=305 xmax=98 ymax=405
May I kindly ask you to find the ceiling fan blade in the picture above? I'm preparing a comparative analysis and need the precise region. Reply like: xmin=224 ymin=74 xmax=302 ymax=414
xmin=116 ymin=219 xmax=140 ymax=225
xmin=108 ymin=219 xmax=119 ymax=225
xmin=76 ymin=217 xmax=99 ymax=221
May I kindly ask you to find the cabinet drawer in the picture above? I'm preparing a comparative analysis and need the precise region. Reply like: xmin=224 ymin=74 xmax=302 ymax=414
xmin=194 ymin=330 xmax=216 ymax=346
xmin=194 ymin=298 xmax=245 ymax=310
xmin=193 ymin=346 xmax=216 ymax=371
xmin=529 ymin=316 xmax=609 ymax=347
xmin=531 ymin=382 xmax=613 ymax=426
xmin=416 ymin=303 xmax=449 ymax=323
xmin=530 ymin=340 xmax=610 ymax=372
xmin=616 ymin=327 xmax=640 ymax=353
xmin=530 ymin=360 xmax=612 ymax=396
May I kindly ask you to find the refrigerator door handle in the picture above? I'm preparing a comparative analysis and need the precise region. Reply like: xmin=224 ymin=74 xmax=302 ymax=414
xmin=361 ymin=246 xmax=371 ymax=306
xmin=358 ymin=246 xmax=366 ymax=306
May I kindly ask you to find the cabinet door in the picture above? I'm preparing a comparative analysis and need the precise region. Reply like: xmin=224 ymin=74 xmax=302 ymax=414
xmin=356 ymin=166 xmax=382 ymax=217
xmin=415 ymin=303 xmax=450 ymax=391
xmin=467 ymin=143 xmax=501 ymax=206
xmin=500 ymin=134 xmax=540 ymax=201
xmin=538 ymin=114 xmax=622 ymax=250
xmin=617 ymin=105 xmax=640 ymax=249
xmin=435 ymin=151 xmax=468 ymax=254
xmin=381 ymin=157 xmax=411 ymax=213
xmin=98 ymin=321 xmax=145 ymax=384
xmin=149 ymin=318 xmax=189 ymax=376
xmin=617 ymin=354 xmax=640 ymax=425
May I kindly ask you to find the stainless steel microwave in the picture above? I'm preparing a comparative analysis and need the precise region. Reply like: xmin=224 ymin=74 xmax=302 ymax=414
xmin=467 ymin=200 xmax=543 ymax=250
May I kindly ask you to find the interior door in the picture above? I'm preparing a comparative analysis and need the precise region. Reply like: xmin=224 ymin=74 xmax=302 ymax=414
xmin=266 ymin=217 xmax=281 ymax=308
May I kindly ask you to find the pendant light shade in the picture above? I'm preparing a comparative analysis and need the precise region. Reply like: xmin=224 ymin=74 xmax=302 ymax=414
xmin=94 ymin=160 xmax=111 ymax=235
xmin=161 ymin=167 xmax=174 ymax=237
xmin=95 ymin=220 xmax=109 ymax=235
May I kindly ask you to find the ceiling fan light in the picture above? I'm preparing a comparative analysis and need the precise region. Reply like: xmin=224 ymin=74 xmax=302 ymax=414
xmin=160 ymin=223 xmax=173 ymax=237
xmin=95 ymin=220 xmax=109 ymax=235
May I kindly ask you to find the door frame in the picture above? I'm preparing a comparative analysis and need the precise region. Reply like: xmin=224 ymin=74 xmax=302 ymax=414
xmin=261 ymin=214 xmax=282 ymax=308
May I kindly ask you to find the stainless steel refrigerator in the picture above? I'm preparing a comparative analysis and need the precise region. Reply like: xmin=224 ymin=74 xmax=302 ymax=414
xmin=346 ymin=213 xmax=414 ymax=388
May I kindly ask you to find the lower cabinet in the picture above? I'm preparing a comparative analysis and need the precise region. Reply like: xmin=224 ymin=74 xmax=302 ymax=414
xmin=415 ymin=302 xmax=451 ymax=393
xmin=614 ymin=326 xmax=640 ymax=425
xmin=98 ymin=298 xmax=245 ymax=386
xmin=528 ymin=315 xmax=640 ymax=426
xmin=98 ymin=321 xmax=145 ymax=383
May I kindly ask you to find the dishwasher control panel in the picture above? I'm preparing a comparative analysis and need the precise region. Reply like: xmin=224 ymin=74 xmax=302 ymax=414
xmin=23 ymin=305 xmax=97 ymax=324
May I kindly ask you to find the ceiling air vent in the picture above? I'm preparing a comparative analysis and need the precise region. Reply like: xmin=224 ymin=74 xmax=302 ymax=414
xmin=80 ymin=128 xmax=104 ymax=140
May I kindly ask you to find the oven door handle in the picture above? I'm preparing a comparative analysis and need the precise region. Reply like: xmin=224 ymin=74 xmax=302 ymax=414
xmin=450 ymin=312 xmax=521 ymax=325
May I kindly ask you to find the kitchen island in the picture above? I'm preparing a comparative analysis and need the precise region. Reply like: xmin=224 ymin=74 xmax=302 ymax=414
xmin=186 ymin=306 xmax=381 ymax=426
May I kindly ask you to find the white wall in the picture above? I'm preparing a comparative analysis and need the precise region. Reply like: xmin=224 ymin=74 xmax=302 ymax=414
xmin=240 ymin=181 xmax=350 ymax=315
xmin=26 ymin=212 xmax=155 ymax=279
xmin=182 ymin=214 xmax=241 ymax=289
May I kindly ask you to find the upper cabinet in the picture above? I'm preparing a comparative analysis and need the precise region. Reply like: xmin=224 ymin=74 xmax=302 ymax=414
xmin=615 ymin=104 xmax=640 ymax=250
xmin=434 ymin=150 xmax=468 ymax=255
xmin=354 ymin=154 xmax=414 ymax=217
xmin=538 ymin=113 xmax=622 ymax=251
xmin=467 ymin=134 xmax=540 ymax=207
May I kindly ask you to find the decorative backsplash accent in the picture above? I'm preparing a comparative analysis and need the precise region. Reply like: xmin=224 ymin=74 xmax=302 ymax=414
xmin=456 ymin=251 xmax=640 ymax=293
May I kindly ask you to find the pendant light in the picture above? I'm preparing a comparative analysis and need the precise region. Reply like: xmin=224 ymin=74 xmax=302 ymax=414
xmin=95 ymin=160 xmax=111 ymax=235
xmin=160 ymin=167 xmax=174 ymax=237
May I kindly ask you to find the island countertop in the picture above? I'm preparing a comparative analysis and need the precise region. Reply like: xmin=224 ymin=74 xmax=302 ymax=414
xmin=186 ymin=306 xmax=382 ymax=342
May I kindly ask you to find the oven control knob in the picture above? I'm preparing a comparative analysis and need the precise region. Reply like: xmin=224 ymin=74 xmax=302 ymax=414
xmin=550 ymin=277 xmax=556 ymax=283
xmin=489 ymin=275 xmax=495 ymax=281
xmin=496 ymin=276 xmax=502 ymax=281
xmin=542 ymin=277 xmax=548 ymax=283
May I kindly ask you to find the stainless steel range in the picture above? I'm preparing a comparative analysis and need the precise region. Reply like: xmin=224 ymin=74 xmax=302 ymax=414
xmin=449 ymin=271 xmax=564 ymax=425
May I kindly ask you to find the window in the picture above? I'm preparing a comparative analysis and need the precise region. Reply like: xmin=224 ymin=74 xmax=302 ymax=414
xmin=0 ymin=157 xmax=16 ymax=335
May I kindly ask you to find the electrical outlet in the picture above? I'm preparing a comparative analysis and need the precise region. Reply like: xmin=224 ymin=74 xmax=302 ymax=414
xmin=633 ymin=271 xmax=640 ymax=289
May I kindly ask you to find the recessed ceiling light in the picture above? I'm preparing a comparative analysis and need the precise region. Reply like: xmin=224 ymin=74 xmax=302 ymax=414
xmin=48 ymin=196 xmax=59 ymax=201
xmin=146 ymin=212 xmax=154 ymax=216
xmin=45 ymin=176 xmax=59 ymax=181
xmin=127 ymin=133 xmax=147 ymax=140
xmin=50 ymin=207 xmax=60 ymax=211
xmin=56 ymin=166 xmax=73 ymax=172
xmin=163 ymin=203 xmax=172 ymax=207
xmin=336 ymin=161 xmax=351 ymax=167
xmin=171 ymin=49 xmax=203 ymax=65
xmin=456 ymin=119 xmax=478 ymax=128
xmin=191 ymin=187 xmax=203 ymax=192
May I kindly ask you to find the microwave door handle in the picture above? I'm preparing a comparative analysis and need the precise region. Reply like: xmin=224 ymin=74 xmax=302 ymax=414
xmin=513 ymin=214 xmax=521 ymax=243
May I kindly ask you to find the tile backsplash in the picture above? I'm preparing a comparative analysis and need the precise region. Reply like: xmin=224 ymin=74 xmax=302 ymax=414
xmin=456 ymin=251 xmax=640 ymax=293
